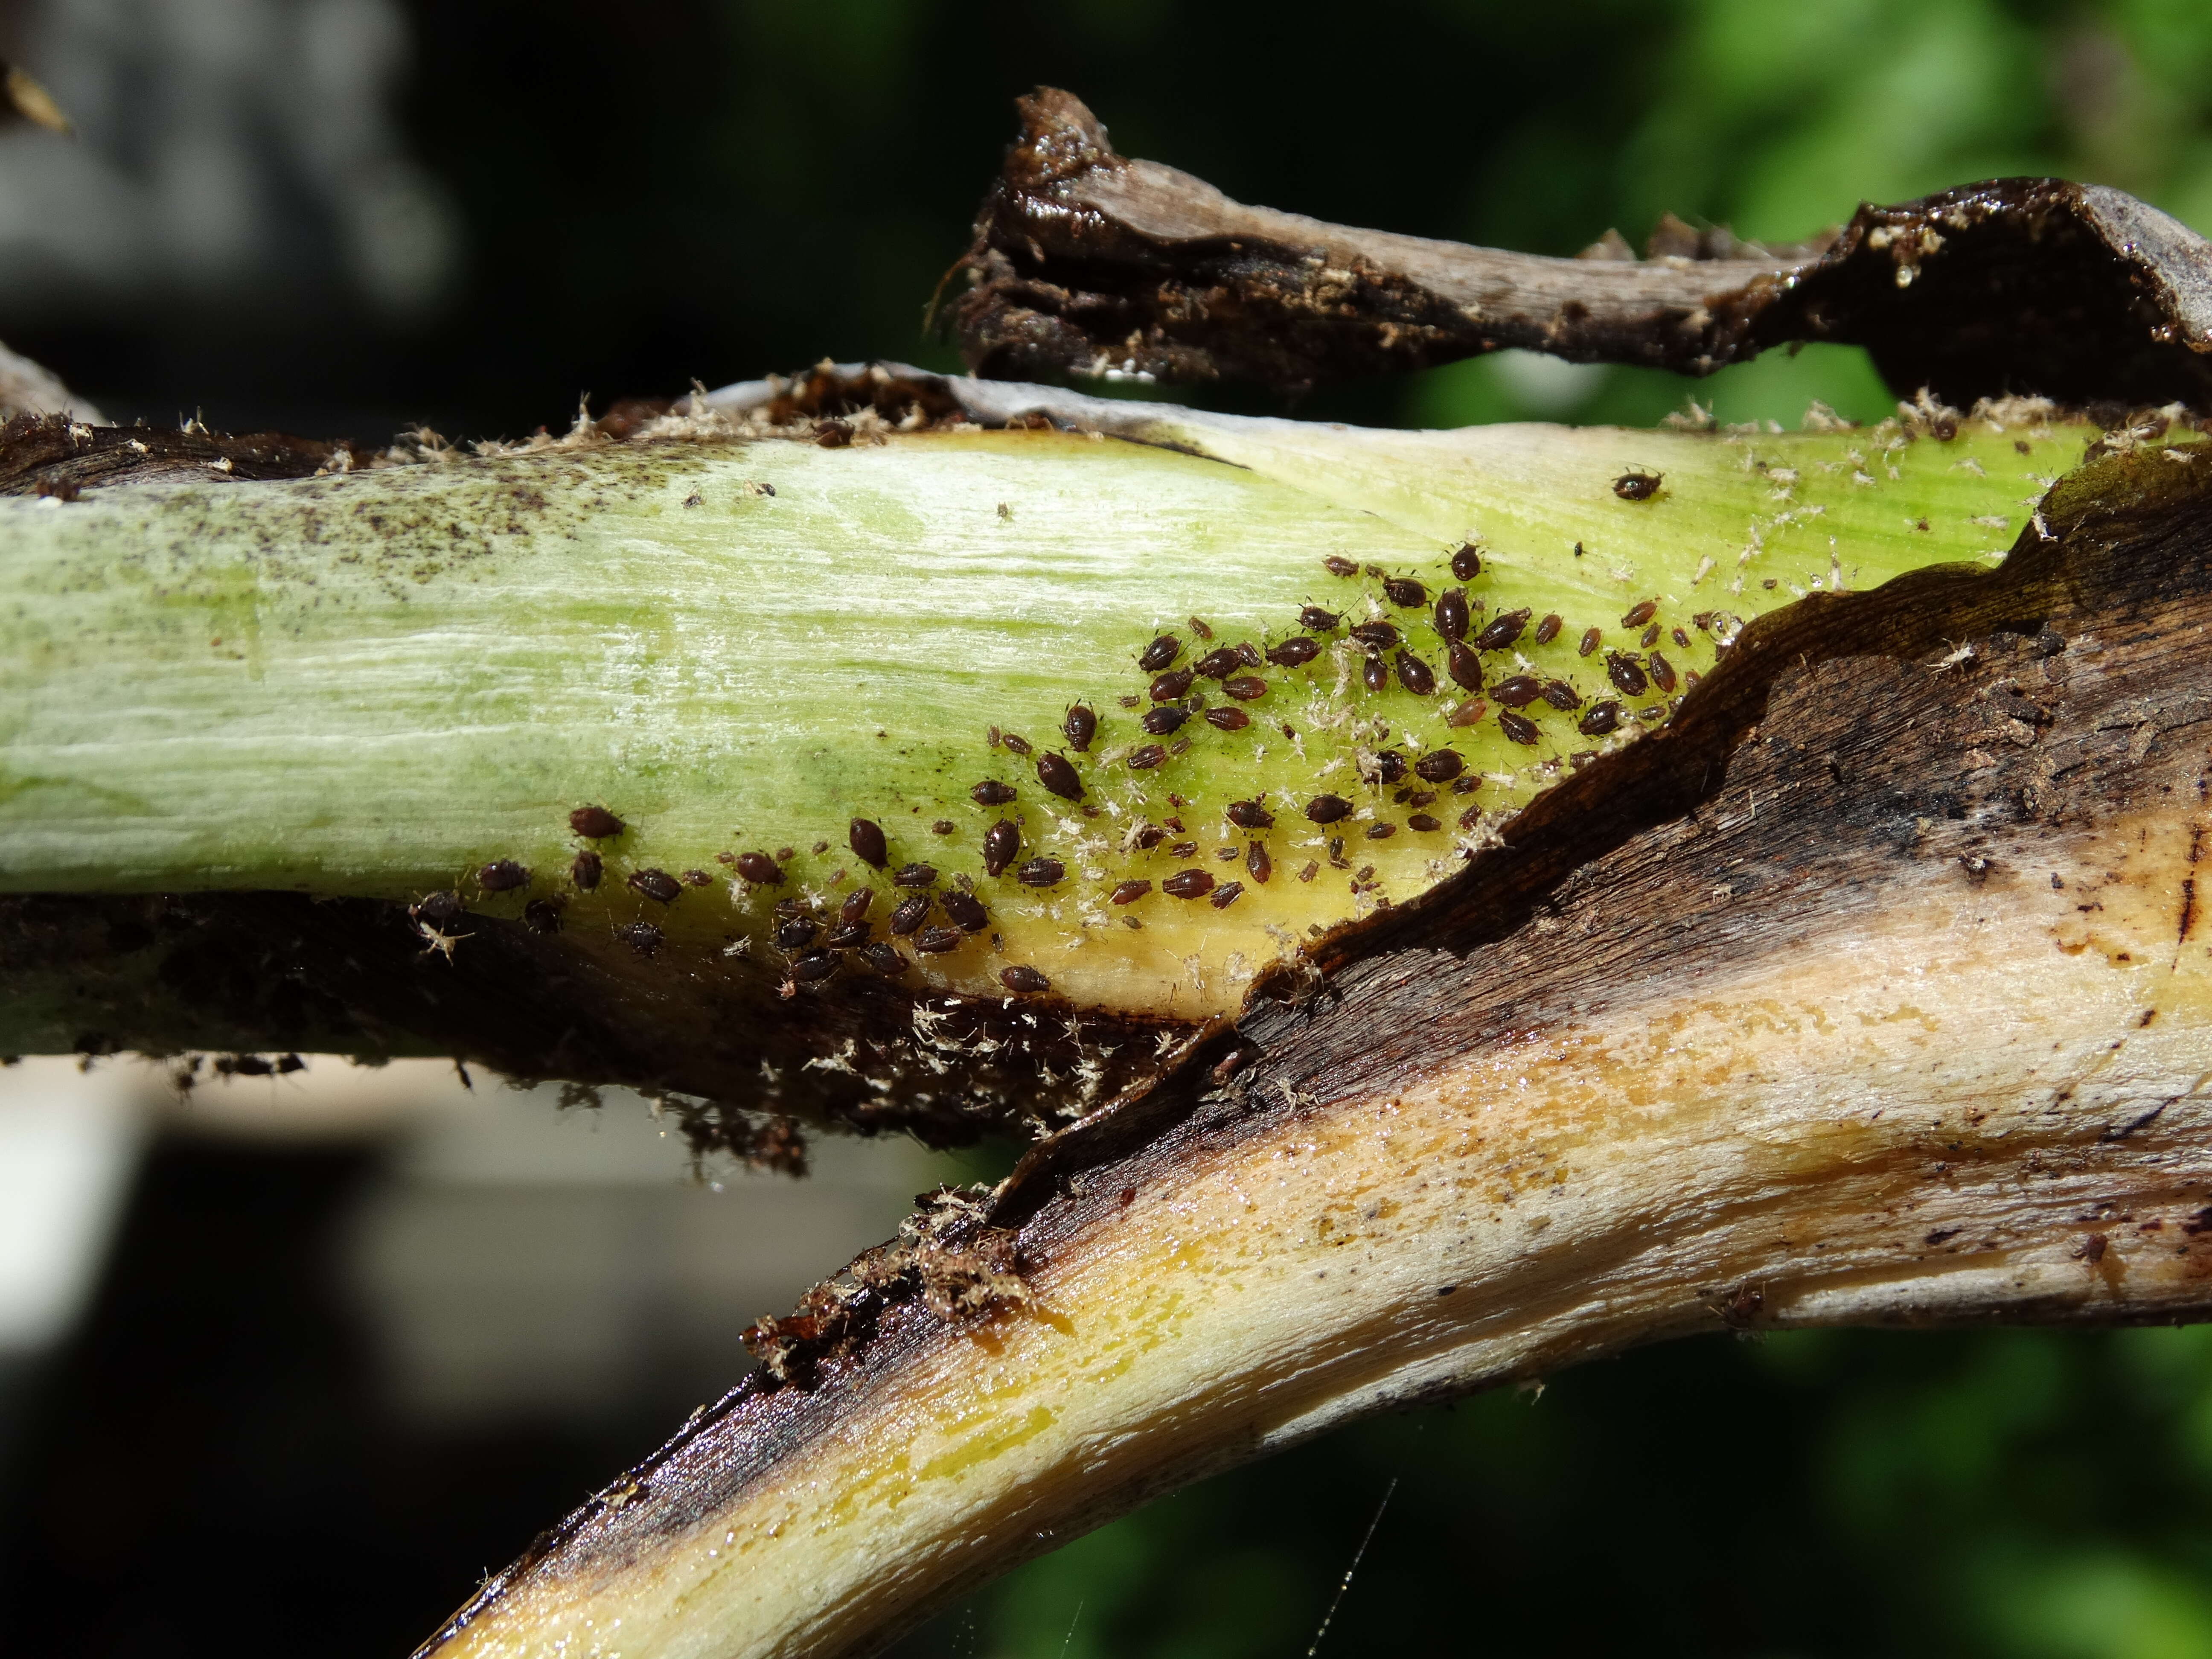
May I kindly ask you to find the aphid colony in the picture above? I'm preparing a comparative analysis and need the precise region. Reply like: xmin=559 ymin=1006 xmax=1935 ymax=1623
xmin=442 ymin=527 xmax=1749 ymax=1004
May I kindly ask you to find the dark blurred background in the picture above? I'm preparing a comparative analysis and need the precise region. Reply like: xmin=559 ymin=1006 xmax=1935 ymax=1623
xmin=7 ymin=2 xmax=2212 ymax=1655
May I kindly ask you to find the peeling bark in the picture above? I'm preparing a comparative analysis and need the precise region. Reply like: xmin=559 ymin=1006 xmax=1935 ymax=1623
xmin=417 ymin=442 xmax=2212 ymax=1659
xmin=956 ymin=88 xmax=2212 ymax=406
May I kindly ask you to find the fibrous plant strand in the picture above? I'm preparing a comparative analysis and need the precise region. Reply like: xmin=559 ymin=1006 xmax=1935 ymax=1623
xmin=0 ymin=372 xmax=2132 ymax=1137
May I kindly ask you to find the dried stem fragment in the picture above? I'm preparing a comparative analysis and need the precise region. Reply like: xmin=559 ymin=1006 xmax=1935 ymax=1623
xmin=957 ymin=89 xmax=2212 ymax=406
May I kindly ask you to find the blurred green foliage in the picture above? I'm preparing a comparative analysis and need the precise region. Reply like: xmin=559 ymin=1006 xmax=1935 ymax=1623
xmin=1406 ymin=0 xmax=2212 ymax=432
xmin=878 ymin=3 xmax=2212 ymax=1654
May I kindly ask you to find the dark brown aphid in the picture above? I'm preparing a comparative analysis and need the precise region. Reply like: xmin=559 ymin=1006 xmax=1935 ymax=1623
xmin=970 ymin=780 xmax=1016 ymax=806
xmin=893 ymin=862 xmax=937 ymax=888
xmin=814 ymin=418 xmax=853 ymax=448
xmin=1210 ymin=881 xmax=1244 ymax=909
xmin=1377 ymin=750 xmax=1408 ymax=784
xmin=569 ymin=806 xmax=624 ymax=839
xmin=1361 ymin=654 xmax=1387 ymax=693
xmin=616 ymin=921 xmax=661 ymax=957
xmin=1639 ymin=622 xmax=1660 ymax=649
xmin=824 ymin=923 xmax=869 ymax=949
xmin=1267 ymin=636 xmax=1321 ymax=668
xmin=1647 ymin=652 xmax=1678 ymax=694
xmin=1499 ymin=709 xmax=1540 ymax=745
xmin=888 ymin=895 xmax=930 ymax=935
xmin=1167 ymin=840 xmax=1198 ymax=859
xmin=1366 ymin=822 xmax=1396 ymax=840
xmin=1306 ymin=794 xmax=1352 ymax=824
xmin=681 ymin=870 xmax=712 ymax=887
xmin=1299 ymin=605 xmax=1342 ymax=632
xmin=1383 ymin=576 xmax=1427 ymax=608
xmin=1247 ymin=842 xmax=1272 ymax=884
xmin=861 ymin=942 xmax=905 ymax=975
xmin=840 ymin=888 xmax=873 ymax=925
xmin=629 ymin=868 xmax=682 ymax=904
xmin=1541 ymin=680 xmax=1583 ymax=711
xmin=570 ymin=851 xmax=602 ymax=891
xmin=1188 ymin=616 xmax=1215 ymax=640
xmin=524 ymin=899 xmax=563 ymax=934
xmin=1063 ymin=704 xmax=1097 ymax=752
xmin=1414 ymin=748 xmax=1465 ymax=782
xmin=1017 ymin=857 xmax=1065 ymax=888
xmin=1139 ymin=634 xmax=1181 ymax=672
xmin=1671 ymin=627 xmax=1691 ymax=649
xmin=1000 ymin=965 xmax=1051 ymax=994
xmin=983 ymin=819 xmax=1021 ymax=876
xmin=1621 ymin=599 xmax=1657 ymax=629
xmin=1225 ymin=798 xmax=1275 ymax=830
xmin=1222 ymin=675 xmax=1268 ymax=701
xmin=1037 ymin=752 xmax=1085 ymax=800
xmin=1142 ymin=705 xmax=1190 ymax=736
xmin=1578 ymin=701 xmax=1621 ymax=736
xmin=1194 ymin=646 xmax=1242 ymax=679
xmin=1127 ymin=743 xmax=1167 ymax=770
xmin=1350 ymin=621 xmax=1400 ymax=651
xmin=1110 ymin=879 xmax=1152 ymax=905
xmin=1475 ymin=608 xmax=1531 ymax=652
xmin=1613 ymin=469 xmax=1663 ymax=501
xmin=1407 ymin=813 xmax=1442 ymax=832
xmin=1323 ymin=556 xmax=1359 ymax=578
xmin=849 ymin=818 xmax=888 ymax=868
xmin=1298 ymin=861 xmax=1320 ymax=882
xmin=1132 ymin=824 xmax=1166 ymax=849
xmin=913 ymin=927 xmax=961 ymax=955
xmin=931 ymin=821 xmax=954 ymax=836
xmin=1534 ymin=614 xmax=1562 ymax=646
xmin=1578 ymin=626 xmax=1602 ymax=657
xmin=1606 ymin=653 xmax=1650 ymax=696
xmin=776 ymin=915 xmax=819 ymax=950
xmin=1447 ymin=641 xmax=1482 ymax=692
xmin=1205 ymin=707 xmax=1250 ymax=732
xmin=1001 ymin=733 xmax=1033 ymax=757
xmin=1162 ymin=869 xmax=1215 ymax=899
xmin=942 ymin=889 xmax=989 ymax=932
xmin=1490 ymin=675 xmax=1543 ymax=709
xmin=1450 ymin=544 xmax=1481 ymax=580
xmin=479 ymin=860 xmax=528 ymax=892
xmin=789 ymin=952 xmax=838 ymax=983
xmin=1434 ymin=588 xmax=1470 ymax=642
xmin=1150 ymin=668 xmax=1195 ymax=702
xmin=1395 ymin=652 xmax=1435 ymax=696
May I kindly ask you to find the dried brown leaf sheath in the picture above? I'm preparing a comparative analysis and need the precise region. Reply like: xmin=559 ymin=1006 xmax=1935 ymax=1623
xmin=420 ymin=445 xmax=2212 ymax=1658
xmin=957 ymin=89 xmax=2212 ymax=406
